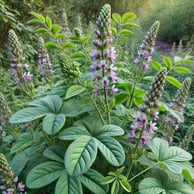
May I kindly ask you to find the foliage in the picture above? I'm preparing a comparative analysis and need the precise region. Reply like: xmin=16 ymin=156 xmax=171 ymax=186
xmin=0 ymin=3 xmax=194 ymax=194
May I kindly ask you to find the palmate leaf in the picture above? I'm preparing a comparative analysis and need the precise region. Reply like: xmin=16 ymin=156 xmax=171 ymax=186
xmin=79 ymin=169 xmax=108 ymax=194
xmin=148 ymin=138 xmax=193 ymax=178
xmin=64 ymin=135 xmax=97 ymax=176
xmin=26 ymin=161 xmax=64 ymax=188
xmin=59 ymin=126 xmax=91 ymax=140
xmin=95 ymin=125 xmax=124 ymax=137
xmin=43 ymin=145 xmax=66 ymax=164
xmin=42 ymin=113 xmax=66 ymax=135
xmin=55 ymin=170 xmax=82 ymax=194
xmin=95 ymin=135 xmax=125 ymax=166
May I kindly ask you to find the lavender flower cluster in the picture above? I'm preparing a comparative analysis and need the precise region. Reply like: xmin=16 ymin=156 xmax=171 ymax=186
xmin=8 ymin=30 xmax=33 ymax=86
xmin=0 ymin=154 xmax=26 ymax=194
xmin=38 ymin=37 xmax=53 ymax=77
xmin=133 ymin=21 xmax=160 ymax=72
xmin=129 ymin=68 xmax=167 ymax=146
xmin=91 ymin=4 xmax=118 ymax=95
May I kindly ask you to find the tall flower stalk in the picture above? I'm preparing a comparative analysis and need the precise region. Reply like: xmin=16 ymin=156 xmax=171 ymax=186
xmin=0 ymin=153 xmax=26 ymax=194
xmin=8 ymin=30 xmax=34 ymax=97
xmin=163 ymin=77 xmax=192 ymax=142
xmin=91 ymin=4 xmax=118 ymax=124
xmin=129 ymin=67 xmax=167 ymax=147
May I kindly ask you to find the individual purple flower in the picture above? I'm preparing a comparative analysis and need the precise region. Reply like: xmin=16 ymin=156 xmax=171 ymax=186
xmin=99 ymin=60 xmax=107 ymax=72
xmin=105 ymin=47 xmax=116 ymax=63
xmin=148 ymin=121 xmax=157 ymax=133
xmin=110 ymin=85 xmax=118 ymax=95
xmin=102 ymin=77 xmax=109 ymax=88
xmin=17 ymin=182 xmax=25 ymax=191
xmin=91 ymin=49 xmax=99 ymax=60
xmin=23 ymin=72 xmax=33 ymax=81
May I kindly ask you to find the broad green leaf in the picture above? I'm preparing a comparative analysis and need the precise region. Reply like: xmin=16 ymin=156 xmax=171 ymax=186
xmin=42 ymin=113 xmax=66 ymax=135
xmin=11 ymin=133 xmax=34 ymax=153
xmin=45 ymin=42 xmax=59 ymax=49
xmin=9 ymin=107 xmax=49 ymax=123
xmin=111 ymin=180 xmax=119 ymax=194
xmin=101 ymin=176 xmax=115 ymax=184
xmin=143 ymin=76 xmax=154 ymax=81
xmin=166 ymin=76 xmax=182 ymax=89
xmin=95 ymin=136 xmax=125 ymax=166
xmin=70 ymin=52 xmax=86 ymax=60
xmin=112 ymin=13 xmax=121 ymax=24
xmin=45 ymin=16 xmax=52 ymax=29
xmin=119 ymin=178 xmax=131 ymax=192
xmin=115 ymin=93 xmax=129 ymax=105
xmin=59 ymin=126 xmax=91 ymax=140
xmin=79 ymin=169 xmax=108 ymax=194
xmin=55 ymin=170 xmax=82 ymax=194
xmin=43 ymin=145 xmax=66 ymax=164
xmin=173 ymin=67 xmax=192 ymax=74
xmin=122 ymin=22 xmax=138 ymax=28
xmin=65 ymin=136 xmax=97 ymax=176
xmin=163 ymin=56 xmax=173 ymax=69
xmin=139 ymin=177 xmax=194 ymax=194
xmin=151 ymin=61 xmax=162 ymax=71
xmin=10 ymin=149 xmax=29 ymax=176
xmin=55 ymin=33 xmax=67 ymax=39
xmin=65 ymin=85 xmax=85 ymax=99
xmin=148 ymin=138 xmax=192 ymax=175
xmin=27 ymin=19 xmax=43 ymax=25
xmin=119 ymin=29 xmax=133 ymax=36
xmin=62 ymin=42 xmax=75 ymax=49
xmin=121 ymin=12 xmax=136 ymax=22
xmin=34 ymin=28 xmax=48 ymax=34
xmin=111 ymin=27 xmax=117 ymax=35
xmin=28 ymin=95 xmax=62 ymax=113
xmin=96 ymin=125 xmax=124 ymax=137
xmin=30 ymin=11 xmax=45 ymax=23
xmin=52 ymin=24 xmax=61 ymax=34
xmin=26 ymin=161 xmax=64 ymax=188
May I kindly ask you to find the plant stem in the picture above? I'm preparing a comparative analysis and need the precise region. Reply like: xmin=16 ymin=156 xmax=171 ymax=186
xmin=104 ymin=86 xmax=111 ymax=124
xmin=134 ymin=125 xmax=146 ymax=153
xmin=128 ymin=163 xmax=158 ymax=182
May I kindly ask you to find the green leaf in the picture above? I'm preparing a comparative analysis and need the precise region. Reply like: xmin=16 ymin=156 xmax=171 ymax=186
xmin=27 ymin=19 xmax=43 ymax=25
xmin=45 ymin=42 xmax=59 ymax=49
xmin=65 ymin=85 xmax=85 ymax=99
xmin=45 ymin=16 xmax=52 ymax=29
xmin=52 ymin=24 xmax=61 ymax=34
xmin=148 ymin=138 xmax=192 ymax=174
xmin=55 ymin=170 xmax=82 ymax=194
xmin=112 ymin=13 xmax=122 ymax=24
xmin=111 ymin=27 xmax=117 ymax=35
xmin=55 ymin=33 xmax=67 ymax=39
xmin=26 ymin=161 xmax=64 ymax=188
xmin=59 ymin=126 xmax=91 ymax=140
xmin=34 ymin=28 xmax=48 ymax=34
xmin=11 ymin=133 xmax=34 ymax=153
xmin=96 ymin=125 xmax=124 ymax=137
xmin=163 ymin=56 xmax=173 ymax=69
xmin=28 ymin=95 xmax=62 ymax=113
xmin=173 ymin=67 xmax=192 ymax=74
xmin=119 ymin=178 xmax=131 ymax=192
xmin=174 ymin=56 xmax=182 ymax=64
xmin=101 ymin=176 xmax=115 ymax=184
xmin=119 ymin=29 xmax=133 ymax=36
xmin=115 ymin=93 xmax=129 ymax=105
xmin=10 ymin=149 xmax=29 ymax=176
xmin=43 ymin=145 xmax=66 ymax=164
xmin=111 ymin=180 xmax=120 ymax=194
xmin=143 ymin=76 xmax=154 ymax=81
xmin=121 ymin=12 xmax=136 ymax=22
xmin=151 ymin=61 xmax=162 ymax=71
xmin=9 ymin=107 xmax=49 ymax=123
xmin=95 ymin=136 xmax=125 ymax=166
xmin=43 ymin=113 xmax=65 ymax=135
xmin=70 ymin=52 xmax=86 ymax=60
xmin=167 ymin=108 xmax=184 ymax=123
xmin=122 ymin=22 xmax=138 ymax=28
xmin=166 ymin=76 xmax=182 ymax=89
xmin=30 ymin=11 xmax=45 ymax=23
xmin=79 ymin=169 xmax=108 ymax=194
xmin=62 ymin=42 xmax=75 ymax=49
xmin=65 ymin=136 xmax=97 ymax=176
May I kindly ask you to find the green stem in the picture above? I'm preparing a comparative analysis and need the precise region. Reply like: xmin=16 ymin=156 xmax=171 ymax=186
xmin=134 ymin=125 xmax=146 ymax=153
xmin=104 ymin=86 xmax=111 ymax=124
xmin=128 ymin=162 xmax=158 ymax=182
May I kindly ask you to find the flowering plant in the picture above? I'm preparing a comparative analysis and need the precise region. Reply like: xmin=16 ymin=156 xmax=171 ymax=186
xmin=1 ymin=4 xmax=194 ymax=194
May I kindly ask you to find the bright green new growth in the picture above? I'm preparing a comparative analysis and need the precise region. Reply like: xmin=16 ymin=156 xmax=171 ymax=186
xmin=146 ymin=67 xmax=167 ymax=103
